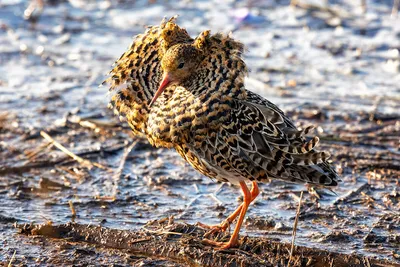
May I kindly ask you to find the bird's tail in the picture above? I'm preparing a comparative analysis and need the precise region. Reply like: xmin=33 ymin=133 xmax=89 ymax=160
xmin=286 ymin=162 xmax=340 ymax=187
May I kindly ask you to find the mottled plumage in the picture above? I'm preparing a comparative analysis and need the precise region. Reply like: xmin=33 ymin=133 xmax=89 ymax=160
xmin=104 ymin=17 xmax=339 ymax=249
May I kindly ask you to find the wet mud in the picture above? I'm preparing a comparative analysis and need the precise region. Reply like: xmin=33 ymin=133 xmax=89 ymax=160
xmin=14 ymin=220 xmax=399 ymax=267
xmin=0 ymin=0 xmax=399 ymax=266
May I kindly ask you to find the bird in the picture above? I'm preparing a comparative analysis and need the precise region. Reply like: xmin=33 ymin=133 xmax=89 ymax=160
xmin=103 ymin=16 xmax=339 ymax=250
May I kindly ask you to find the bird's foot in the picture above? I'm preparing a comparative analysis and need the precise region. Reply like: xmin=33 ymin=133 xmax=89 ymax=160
xmin=196 ymin=220 xmax=230 ymax=238
xmin=201 ymin=238 xmax=238 ymax=250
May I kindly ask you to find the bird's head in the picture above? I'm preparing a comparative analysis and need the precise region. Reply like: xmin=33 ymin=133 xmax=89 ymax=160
xmin=149 ymin=44 xmax=202 ymax=107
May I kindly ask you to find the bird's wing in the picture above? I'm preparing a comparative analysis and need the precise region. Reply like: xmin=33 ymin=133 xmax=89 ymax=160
xmin=244 ymin=90 xmax=319 ymax=153
xmin=198 ymin=95 xmax=337 ymax=186
xmin=103 ymin=17 xmax=192 ymax=133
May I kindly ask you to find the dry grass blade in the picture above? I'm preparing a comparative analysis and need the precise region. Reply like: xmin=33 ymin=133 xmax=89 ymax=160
xmin=207 ymin=193 xmax=223 ymax=205
xmin=287 ymin=191 xmax=303 ymax=267
xmin=289 ymin=0 xmax=350 ymax=18
xmin=176 ymin=195 xmax=201 ymax=219
xmin=69 ymin=200 xmax=76 ymax=222
xmin=25 ymin=142 xmax=53 ymax=161
xmin=8 ymin=250 xmax=16 ymax=267
xmin=40 ymin=131 xmax=106 ymax=170
xmin=333 ymin=182 xmax=369 ymax=205
xmin=68 ymin=115 xmax=120 ymax=132
xmin=111 ymin=140 xmax=139 ymax=198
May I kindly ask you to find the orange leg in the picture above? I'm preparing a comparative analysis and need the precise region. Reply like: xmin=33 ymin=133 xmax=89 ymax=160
xmin=198 ymin=181 xmax=259 ymax=237
xmin=202 ymin=181 xmax=259 ymax=249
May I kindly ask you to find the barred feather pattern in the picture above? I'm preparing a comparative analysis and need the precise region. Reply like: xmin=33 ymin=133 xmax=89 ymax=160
xmin=181 ymin=93 xmax=338 ymax=186
xmin=146 ymin=29 xmax=247 ymax=148
xmin=104 ymin=16 xmax=192 ymax=134
xmin=104 ymin=18 xmax=339 ymax=187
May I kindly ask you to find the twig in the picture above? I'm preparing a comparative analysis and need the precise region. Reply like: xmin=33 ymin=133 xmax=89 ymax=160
xmin=213 ymin=182 xmax=228 ymax=195
xmin=0 ymin=161 xmax=63 ymax=175
xmin=40 ymin=131 xmax=106 ymax=170
xmin=55 ymin=166 xmax=85 ymax=181
xmin=333 ymin=182 xmax=369 ymax=205
xmin=112 ymin=140 xmax=138 ymax=197
xmin=288 ymin=191 xmax=303 ymax=267
xmin=69 ymin=200 xmax=76 ymax=222
xmin=94 ymin=195 xmax=116 ymax=201
xmin=365 ymin=257 xmax=371 ymax=267
xmin=142 ymin=228 xmax=184 ymax=236
xmin=68 ymin=115 xmax=120 ymax=132
xmin=128 ymin=237 xmax=152 ymax=244
xmin=8 ymin=250 xmax=16 ymax=267
xmin=0 ymin=143 xmax=126 ymax=175
xmin=289 ymin=192 xmax=301 ymax=202
xmin=176 ymin=195 xmax=202 ymax=219
xmin=25 ymin=142 xmax=53 ymax=161
xmin=207 ymin=193 xmax=223 ymax=205
xmin=192 ymin=183 xmax=200 ymax=194
xmin=290 ymin=0 xmax=348 ymax=18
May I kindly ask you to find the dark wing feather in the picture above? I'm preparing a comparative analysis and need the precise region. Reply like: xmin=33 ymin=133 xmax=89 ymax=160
xmin=201 ymin=93 xmax=339 ymax=186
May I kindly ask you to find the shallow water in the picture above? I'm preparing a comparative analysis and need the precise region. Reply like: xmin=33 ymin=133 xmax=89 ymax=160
xmin=0 ymin=0 xmax=399 ymax=265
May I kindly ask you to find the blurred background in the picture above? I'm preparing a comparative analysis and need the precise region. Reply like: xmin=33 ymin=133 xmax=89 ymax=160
xmin=0 ymin=0 xmax=399 ymax=265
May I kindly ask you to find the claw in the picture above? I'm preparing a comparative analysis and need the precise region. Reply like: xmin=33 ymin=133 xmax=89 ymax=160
xmin=199 ymin=182 xmax=260 ymax=250
xmin=197 ymin=220 xmax=230 ymax=238
xmin=202 ymin=238 xmax=238 ymax=250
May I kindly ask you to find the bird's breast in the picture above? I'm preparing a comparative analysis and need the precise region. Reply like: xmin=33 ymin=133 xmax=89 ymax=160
xmin=145 ymin=86 xmax=231 ymax=148
xmin=146 ymin=86 xmax=196 ymax=147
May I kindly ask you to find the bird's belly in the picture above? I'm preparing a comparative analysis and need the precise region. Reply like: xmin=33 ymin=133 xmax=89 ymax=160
xmin=175 ymin=145 xmax=245 ymax=185
xmin=200 ymin=158 xmax=245 ymax=185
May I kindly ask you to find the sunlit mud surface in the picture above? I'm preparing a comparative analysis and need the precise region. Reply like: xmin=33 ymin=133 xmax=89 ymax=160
xmin=0 ymin=0 xmax=399 ymax=266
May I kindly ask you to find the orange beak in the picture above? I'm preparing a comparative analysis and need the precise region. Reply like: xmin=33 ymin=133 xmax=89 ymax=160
xmin=149 ymin=73 xmax=171 ymax=108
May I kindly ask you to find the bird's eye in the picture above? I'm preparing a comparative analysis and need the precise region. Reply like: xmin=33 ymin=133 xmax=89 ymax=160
xmin=177 ymin=62 xmax=185 ymax=69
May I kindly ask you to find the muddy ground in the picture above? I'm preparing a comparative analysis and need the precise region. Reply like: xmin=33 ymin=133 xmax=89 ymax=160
xmin=0 ymin=0 xmax=399 ymax=266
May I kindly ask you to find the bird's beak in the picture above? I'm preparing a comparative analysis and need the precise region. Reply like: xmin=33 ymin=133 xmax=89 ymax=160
xmin=149 ymin=73 xmax=171 ymax=108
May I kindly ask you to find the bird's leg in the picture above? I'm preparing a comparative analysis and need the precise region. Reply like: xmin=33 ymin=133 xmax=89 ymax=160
xmin=202 ymin=181 xmax=255 ymax=249
xmin=199 ymin=181 xmax=259 ymax=237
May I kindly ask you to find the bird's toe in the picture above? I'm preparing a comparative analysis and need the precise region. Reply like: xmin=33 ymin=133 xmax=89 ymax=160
xmin=201 ymin=238 xmax=238 ymax=250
